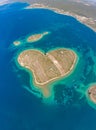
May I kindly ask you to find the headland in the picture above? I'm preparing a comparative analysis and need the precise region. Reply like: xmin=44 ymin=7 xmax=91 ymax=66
xmin=17 ymin=48 xmax=77 ymax=97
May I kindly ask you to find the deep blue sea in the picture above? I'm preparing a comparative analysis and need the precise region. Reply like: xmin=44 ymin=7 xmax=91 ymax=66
xmin=0 ymin=2 xmax=96 ymax=130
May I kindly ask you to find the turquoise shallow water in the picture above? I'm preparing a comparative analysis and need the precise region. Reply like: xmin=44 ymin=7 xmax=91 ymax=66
xmin=0 ymin=2 xmax=96 ymax=130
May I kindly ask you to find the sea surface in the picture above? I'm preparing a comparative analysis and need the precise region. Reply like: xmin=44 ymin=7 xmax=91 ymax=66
xmin=0 ymin=2 xmax=96 ymax=130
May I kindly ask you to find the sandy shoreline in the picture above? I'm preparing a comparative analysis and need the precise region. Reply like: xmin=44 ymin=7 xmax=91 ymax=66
xmin=25 ymin=3 xmax=96 ymax=32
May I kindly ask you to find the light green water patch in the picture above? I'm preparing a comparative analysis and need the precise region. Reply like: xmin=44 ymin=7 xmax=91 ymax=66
xmin=75 ymin=83 xmax=87 ymax=98
xmin=89 ymin=48 xmax=96 ymax=75
xmin=82 ymin=47 xmax=96 ymax=85
xmin=42 ymin=84 xmax=55 ymax=105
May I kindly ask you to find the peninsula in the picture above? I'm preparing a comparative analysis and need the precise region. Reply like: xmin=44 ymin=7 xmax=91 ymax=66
xmin=26 ymin=32 xmax=49 ymax=43
xmin=17 ymin=48 xmax=77 ymax=97
xmin=88 ymin=85 xmax=96 ymax=104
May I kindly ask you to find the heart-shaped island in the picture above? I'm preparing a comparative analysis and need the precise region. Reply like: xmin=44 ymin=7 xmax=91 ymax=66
xmin=17 ymin=48 xmax=78 ymax=97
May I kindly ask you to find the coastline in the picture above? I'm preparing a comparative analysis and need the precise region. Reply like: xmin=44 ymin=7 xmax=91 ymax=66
xmin=24 ymin=3 xmax=96 ymax=32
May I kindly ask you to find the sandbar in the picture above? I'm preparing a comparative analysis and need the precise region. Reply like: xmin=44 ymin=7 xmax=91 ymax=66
xmin=26 ymin=31 xmax=49 ymax=43
xmin=17 ymin=48 xmax=77 ymax=97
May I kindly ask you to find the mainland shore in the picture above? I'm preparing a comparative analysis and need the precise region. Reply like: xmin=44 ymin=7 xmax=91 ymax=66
xmin=25 ymin=3 xmax=96 ymax=32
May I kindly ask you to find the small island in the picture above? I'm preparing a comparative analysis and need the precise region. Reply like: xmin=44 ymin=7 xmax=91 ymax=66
xmin=26 ymin=32 xmax=49 ymax=43
xmin=13 ymin=41 xmax=21 ymax=46
xmin=17 ymin=48 xmax=77 ymax=97
xmin=88 ymin=85 xmax=96 ymax=104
